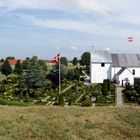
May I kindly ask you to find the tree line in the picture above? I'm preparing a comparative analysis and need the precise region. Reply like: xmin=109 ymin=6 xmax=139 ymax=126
xmin=0 ymin=52 xmax=90 ymax=103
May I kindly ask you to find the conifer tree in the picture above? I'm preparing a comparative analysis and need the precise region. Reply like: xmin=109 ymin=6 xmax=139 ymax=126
xmin=15 ymin=60 xmax=23 ymax=75
xmin=1 ymin=60 xmax=12 ymax=77
xmin=25 ymin=56 xmax=48 ymax=90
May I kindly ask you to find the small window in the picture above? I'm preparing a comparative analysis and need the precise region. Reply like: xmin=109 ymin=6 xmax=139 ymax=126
xmin=101 ymin=63 xmax=105 ymax=67
xmin=132 ymin=69 xmax=135 ymax=75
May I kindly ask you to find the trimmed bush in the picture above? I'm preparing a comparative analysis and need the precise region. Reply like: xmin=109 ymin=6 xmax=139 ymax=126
xmin=81 ymin=96 xmax=92 ymax=107
xmin=102 ymin=80 xmax=108 ymax=96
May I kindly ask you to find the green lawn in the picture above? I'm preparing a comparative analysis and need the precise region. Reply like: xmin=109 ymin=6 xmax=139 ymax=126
xmin=0 ymin=105 xmax=139 ymax=140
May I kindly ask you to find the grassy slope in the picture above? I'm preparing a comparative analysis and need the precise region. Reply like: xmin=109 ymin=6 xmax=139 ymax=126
xmin=0 ymin=106 xmax=139 ymax=140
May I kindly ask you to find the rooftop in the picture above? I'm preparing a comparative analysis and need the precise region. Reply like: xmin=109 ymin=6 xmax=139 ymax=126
xmin=91 ymin=51 xmax=140 ymax=67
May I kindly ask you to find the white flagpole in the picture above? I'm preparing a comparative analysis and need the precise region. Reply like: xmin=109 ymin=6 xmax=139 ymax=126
xmin=59 ymin=53 xmax=61 ymax=95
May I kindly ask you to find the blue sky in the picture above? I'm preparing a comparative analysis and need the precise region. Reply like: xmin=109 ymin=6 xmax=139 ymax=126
xmin=0 ymin=0 xmax=140 ymax=60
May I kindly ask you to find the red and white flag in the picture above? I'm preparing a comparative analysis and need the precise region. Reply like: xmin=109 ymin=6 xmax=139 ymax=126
xmin=51 ymin=53 xmax=60 ymax=63
xmin=128 ymin=37 xmax=133 ymax=42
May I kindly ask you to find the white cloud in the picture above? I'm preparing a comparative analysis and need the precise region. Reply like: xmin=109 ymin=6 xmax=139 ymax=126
xmin=70 ymin=46 xmax=79 ymax=51
xmin=77 ymin=0 xmax=109 ymax=15
xmin=14 ymin=13 xmax=140 ymax=39
xmin=105 ymin=47 xmax=111 ymax=51
xmin=0 ymin=0 xmax=118 ymax=16
xmin=1 ymin=0 xmax=140 ymax=44
xmin=16 ymin=14 xmax=102 ymax=34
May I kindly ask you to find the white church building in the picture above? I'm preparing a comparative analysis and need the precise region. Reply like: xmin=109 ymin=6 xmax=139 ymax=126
xmin=90 ymin=51 xmax=140 ymax=85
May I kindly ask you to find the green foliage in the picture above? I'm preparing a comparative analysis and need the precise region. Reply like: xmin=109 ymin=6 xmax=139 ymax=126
xmin=81 ymin=96 xmax=92 ymax=106
xmin=0 ymin=58 xmax=4 ymax=62
xmin=102 ymin=79 xmax=109 ymax=96
xmin=25 ymin=56 xmax=48 ymax=89
xmin=123 ymin=83 xmax=137 ymax=103
xmin=137 ymin=97 xmax=140 ymax=105
xmin=19 ymin=91 xmax=24 ymax=100
xmin=72 ymin=57 xmax=78 ymax=65
xmin=92 ymin=84 xmax=102 ymax=96
xmin=124 ymin=90 xmax=136 ymax=102
xmin=21 ymin=57 xmax=30 ymax=70
xmin=48 ymin=63 xmax=66 ymax=87
xmin=24 ymin=92 xmax=29 ymax=102
xmin=6 ymin=56 xmax=15 ymax=60
xmin=0 ymin=82 xmax=6 ymax=93
xmin=107 ymin=79 xmax=111 ymax=91
xmin=38 ymin=59 xmax=48 ymax=71
xmin=14 ymin=60 xmax=23 ymax=75
xmin=0 ymin=97 xmax=30 ymax=106
xmin=134 ymin=83 xmax=140 ymax=96
xmin=60 ymin=57 xmax=68 ymax=66
xmin=66 ymin=68 xmax=82 ymax=81
xmin=80 ymin=52 xmax=90 ymax=67
xmin=134 ymin=82 xmax=140 ymax=104
xmin=1 ymin=60 xmax=12 ymax=77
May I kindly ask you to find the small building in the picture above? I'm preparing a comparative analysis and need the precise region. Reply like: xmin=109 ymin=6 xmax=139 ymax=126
xmin=0 ymin=59 xmax=17 ymax=70
xmin=90 ymin=50 xmax=140 ymax=85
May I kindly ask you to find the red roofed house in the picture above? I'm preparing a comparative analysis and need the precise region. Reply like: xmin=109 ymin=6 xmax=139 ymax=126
xmin=0 ymin=59 xmax=18 ymax=70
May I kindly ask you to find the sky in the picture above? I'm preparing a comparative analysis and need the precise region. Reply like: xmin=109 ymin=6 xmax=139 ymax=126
xmin=0 ymin=0 xmax=140 ymax=60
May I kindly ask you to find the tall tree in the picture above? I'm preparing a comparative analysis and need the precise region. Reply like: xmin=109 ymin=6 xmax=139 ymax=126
xmin=38 ymin=59 xmax=47 ymax=71
xmin=60 ymin=57 xmax=68 ymax=66
xmin=21 ymin=57 xmax=30 ymax=70
xmin=14 ymin=60 xmax=23 ymax=75
xmin=25 ymin=56 xmax=48 ymax=90
xmin=80 ymin=52 xmax=90 ymax=67
xmin=6 ymin=56 xmax=15 ymax=60
xmin=48 ymin=62 xmax=66 ymax=87
xmin=72 ymin=57 xmax=78 ymax=65
xmin=1 ymin=60 xmax=12 ymax=77
xmin=0 ymin=59 xmax=4 ymax=62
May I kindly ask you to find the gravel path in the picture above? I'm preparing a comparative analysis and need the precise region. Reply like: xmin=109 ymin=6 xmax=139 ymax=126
xmin=116 ymin=86 xmax=124 ymax=106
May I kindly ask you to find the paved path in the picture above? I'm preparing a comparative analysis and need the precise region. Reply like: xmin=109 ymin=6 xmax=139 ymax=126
xmin=116 ymin=86 xmax=124 ymax=106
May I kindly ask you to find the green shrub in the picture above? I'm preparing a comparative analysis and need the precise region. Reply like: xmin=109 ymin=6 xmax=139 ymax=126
xmin=106 ymin=79 xmax=111 ymax=91
xmin=137 ymin=97 xmax=140 ymax=105
xmin=19 ymin=91 xmax=24 ymax=100
xmin=81 ymin=96 xmax=92 ymax=107
xmin=102 ymin=80 xmax=108 ymax=96
xmin=0 ymin=97 xmax=30 ymax=106
xmin=24 ymin=92 xmax=29 ymax=102
xmin=0 ymin=83 xmax=6 ymax=93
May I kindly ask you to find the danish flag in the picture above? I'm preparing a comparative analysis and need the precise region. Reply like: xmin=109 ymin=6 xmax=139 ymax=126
xmin=51 ymin=53 xmax=60 ymax=63
xmin=128 ymin=37 xmax=133 ymax=42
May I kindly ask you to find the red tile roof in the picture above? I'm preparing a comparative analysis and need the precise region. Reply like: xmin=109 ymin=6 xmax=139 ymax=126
xmin=0 ymin=62 xmax=4 ymax=65
xmin=8 ymin=60 xmax=17 ymax=65
xmin=0 ymin=59 xmax=17 ymax=65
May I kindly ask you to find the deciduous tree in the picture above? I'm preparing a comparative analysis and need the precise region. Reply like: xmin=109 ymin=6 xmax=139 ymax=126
xmin=80 ymin=52 xmax=90 ymax=68
xmin=61 ymin=57 xmax=68 ymax=66
xmin=72 ymin=57 xmax=78 ymax=65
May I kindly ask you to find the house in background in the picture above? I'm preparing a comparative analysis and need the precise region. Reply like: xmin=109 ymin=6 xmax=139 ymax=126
xmin=0 ymin=59 xmax=17 ymax=70
xmin=90 ymin=50 xmax=140 ymax=85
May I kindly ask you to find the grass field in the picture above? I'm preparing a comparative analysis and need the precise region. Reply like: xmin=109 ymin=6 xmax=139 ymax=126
xmin=0 ymin=105 xmax=139 ymax=140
